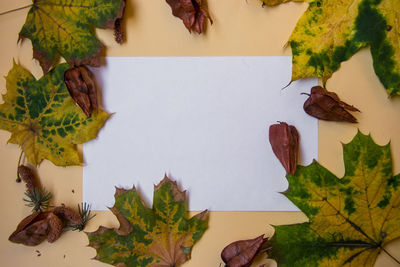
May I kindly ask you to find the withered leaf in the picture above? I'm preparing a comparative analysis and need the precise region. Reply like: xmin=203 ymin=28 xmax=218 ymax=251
xmin=166 ymin=0 xmax=212 ymax=34
xmin=64 ymin=65 xmax=98 ymax=118
xmin=269 ymin=122 xmax=299 ymax=175
xmin=303 ymin=86 xmax=360 ymax=123
xmin=221 ymin=235 xmax=268 ymax=267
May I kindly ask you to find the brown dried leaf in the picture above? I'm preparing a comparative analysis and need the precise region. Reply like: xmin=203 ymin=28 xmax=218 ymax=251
xmin=166 ymin=0 xmax=212 ymax=34
xmin=64 ymin=65 xmax=98 ymax=117
xmin=303 ymin=86 xmax=360 ymax=123
xmin=269 ymin=122 xmax=299 ymax=175
xmin=221 ymin=235 xmax=268 ymax=267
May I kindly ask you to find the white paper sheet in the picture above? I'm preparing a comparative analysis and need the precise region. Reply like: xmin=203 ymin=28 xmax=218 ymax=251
xmin=83 ymin=57 xmax=318 ymax=211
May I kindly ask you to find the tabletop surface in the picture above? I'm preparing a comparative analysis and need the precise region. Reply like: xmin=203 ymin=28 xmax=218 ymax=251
xmin=0 ymin=0 xmax=399 ymax=266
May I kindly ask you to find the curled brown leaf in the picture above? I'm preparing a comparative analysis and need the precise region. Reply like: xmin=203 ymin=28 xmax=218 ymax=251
xmin=303 ymin=86 xmax=360 ymax=123
xmin=269 ymin=122 xmax=299 ymax=175
xmin=221 ymin=235 xmax=268 ymax=267
xmin=64 ymin=65 xmax=98 ymax=117
xmin=166 ymin=0 xmax=212 ymax=34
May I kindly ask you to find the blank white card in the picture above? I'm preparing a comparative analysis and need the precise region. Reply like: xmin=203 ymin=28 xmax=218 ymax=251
xmin=83 ymin=57 xmax=318 ymax=211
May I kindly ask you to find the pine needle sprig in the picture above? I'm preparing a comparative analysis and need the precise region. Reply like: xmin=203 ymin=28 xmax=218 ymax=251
xmin=23 ymin=187 xmax=52 ymax=212
xmin=64 ymin=203 xmax=96 ymax=232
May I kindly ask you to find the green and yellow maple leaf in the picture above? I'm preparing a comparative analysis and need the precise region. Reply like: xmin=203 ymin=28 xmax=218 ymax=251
xmin=262 ymin=0 xmax=400 ymax=96
xmin=87 ymin=176 xmax=208 ymax=267
xmin=19 ymin=0 xmax=125 ymax=73
xmin=0 ymin=62 xmax=110 ymax=166
xmin=268 ymin=131 xmax=400 ymax=266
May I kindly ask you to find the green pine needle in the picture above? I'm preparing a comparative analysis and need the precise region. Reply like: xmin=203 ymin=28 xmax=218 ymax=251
xmin=23 ymin=188 xmax=52 ymax=212
xmin=64 ymin=202 xmax=96 ymax=232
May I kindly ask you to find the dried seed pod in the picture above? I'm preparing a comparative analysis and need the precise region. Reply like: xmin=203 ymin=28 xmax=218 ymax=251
xmin=18 ymin=165 xmax=36 ymax=195
xmin=221 ymin=235 xmax=268 ymax=267
xmin=46 ymin=213 xmax=63 ymax=243
xmin=53 ymin=204 xmax=83 ymax=225
xmin=303 ymin=86 xmax=360 ymax=123
xmin=64 ymin=65 xmax=98 ymax=117
xmin=269 ymin=122 xmax=299 ymax=175
xmin=9 ymin=212 xmax=49 ymax=246
xmin=166 ymin=0 xmax=213 ymax=34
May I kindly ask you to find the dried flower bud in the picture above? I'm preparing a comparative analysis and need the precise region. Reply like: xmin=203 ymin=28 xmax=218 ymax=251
xmin=303 ymin=86 xmax=360 ymax=123
xmin=221 ymin=235 xmax=268 ymax=267
xmin=18 ymin=165 xmax=37 ymax=195
xmin=53 ymin=204 xmax=83 ymax=225
xmin=269 ymin=122 xmax=299 ymax=175
xmin=64 ymin=65 xmax=98 ymax=117
xmin=114 ymin=18 xmax=123 ymax=44
xmin=166 ymin=0 xmax=213 ymax=34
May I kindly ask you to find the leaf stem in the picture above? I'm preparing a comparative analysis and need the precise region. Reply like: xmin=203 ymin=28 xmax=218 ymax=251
xmin=0 ymin=4 xmax=32 ymax=16
xmin=16 ymin=150 xmax=24 ymax=183
xmin=381 ymin=247 xmax=400 ymax=265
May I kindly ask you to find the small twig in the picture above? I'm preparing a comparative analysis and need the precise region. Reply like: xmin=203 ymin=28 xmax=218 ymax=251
xmin=0 ymin=4 xmax=32 ymax=16
xmin=381 ymin=247 xmax=400 ymax=265
xmin=16 ymin=150 xmax=24 ymax=183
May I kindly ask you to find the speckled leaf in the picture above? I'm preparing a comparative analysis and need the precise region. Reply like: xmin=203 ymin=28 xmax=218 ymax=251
xmin=19 ymin=0 xmax=125 ymax=73
xmin=0 ymin=62 xmax=110 ymax=166
xmin=87 ymin=176 xmax=208 ymax=267
xmin=268 ymin=131 xmax=400 ymax=266
xmin=262 ymin=0 xmax=400 ymax=96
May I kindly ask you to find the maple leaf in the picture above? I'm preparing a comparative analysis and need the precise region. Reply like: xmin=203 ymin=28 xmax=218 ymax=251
xmin=87 ymin=176 xmax=208 ymax=267
xmin=261 ymin=0 xmax=400 ymax=96
xmin=19 ymin=0 xmax=126 ymax=73
xmin=268 ymin=131 xmax=400 ymax=266
xmin=0 ymin=62 xmax=110 ymax=166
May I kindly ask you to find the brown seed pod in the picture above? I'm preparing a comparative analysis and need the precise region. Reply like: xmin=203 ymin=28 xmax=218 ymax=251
xmin=221 ymin=235 xmax=268 ymax=267
xmin=166 ymin=0 xmax=213 ymax=34
xmin=269 ymin=122 xmax=299 ymax=175
xmin=64 ymin=65 xmax=98 ymax=117
xmin=17 ymin=165 xmax=37 ymax=195
xmin=9 ymin=212 xmax=49 ymax=246
xmin=53 ymin=204 xmax=83 ymax=225
xmin=303 ymin=86 xmax=360 ymax=123
xmin=46 ymin=213 xmax=63 ymax=243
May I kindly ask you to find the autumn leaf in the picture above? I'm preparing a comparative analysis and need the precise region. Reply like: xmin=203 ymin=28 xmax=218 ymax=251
xmin=0 ymin=62 xmax=110 ymax=166
xmin=19 ymin=0 xmax=126 ymax=73
xmin=261 ymin=0 xmax=400 ymax=96
xmin=268 ymin=131 xmax=400 ymax=266
xmin=87 ymin=176 xmax=208 ymax=267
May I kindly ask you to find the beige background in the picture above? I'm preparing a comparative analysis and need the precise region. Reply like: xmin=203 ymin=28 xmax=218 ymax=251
xmin=1 ymin=0 xmax=400 ymax=266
